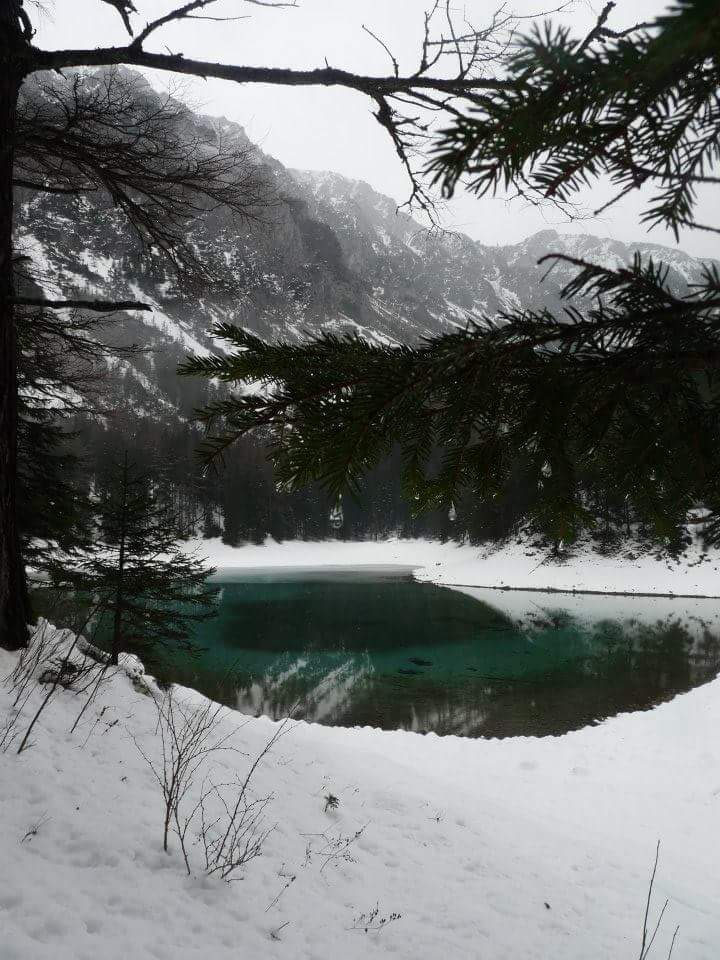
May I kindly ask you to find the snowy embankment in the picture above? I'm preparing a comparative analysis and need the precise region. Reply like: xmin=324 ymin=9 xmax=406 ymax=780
xmin=190 ymin=532 xmax=720 ymax=597
xmin=187 ymin=535 xmax=462 ymax=571
xmin=415 ymin=534 xmax=720 ymax=597
xmin=2 ymin=623 xmax=719 ymax=959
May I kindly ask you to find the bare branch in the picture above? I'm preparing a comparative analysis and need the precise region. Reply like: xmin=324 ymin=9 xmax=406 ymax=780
xmin=16 ymin=70 xmax=275 ymax=276
xmin=418 ymin=2 xmax=442 ymax=74
xmin=575 ymin=2 xmax=654 ymax=52
xmin=445 ymin=0 xmax=466 ymax=77
xmin=100 ymin=0 xmax=137 ymax=36
xmin=13 ymin=177 xmax=95 ymax=195
xmin=575 ymin=1 xmax=615 ymax=55
xmin=131 ymin=0 xmax=224 ymax=49
xmin=27 ymin=48 xmax=512 ymax=95
xmin=131 ymin=0 xmax=297 ymax=49
xmin=362 ymin=25 xmax=399 ymax=78
xmin=638 ymin=840 xmax=677 ymax=960
xmin=18 ymin=6 xmax=35 ymax=40
xmin=9 ymin=296 xmax=152 ymax=312
xmin=18 ymin=3 xmax=538 ymax=222
xmin=184 ymin=14 xmax=250 ymax=22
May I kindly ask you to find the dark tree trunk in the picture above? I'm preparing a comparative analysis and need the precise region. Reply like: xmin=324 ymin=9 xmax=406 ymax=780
xmin=0 ymin=5 xmax=30 ymax=649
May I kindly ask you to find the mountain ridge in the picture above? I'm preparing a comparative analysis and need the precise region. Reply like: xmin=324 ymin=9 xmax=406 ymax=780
xmin=17 ymin=76 xmax=715 ymax=422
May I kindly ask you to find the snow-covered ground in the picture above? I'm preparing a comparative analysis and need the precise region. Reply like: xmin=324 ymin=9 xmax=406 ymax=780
xmin=189 ymin=532 xmax=720 ymax=597
xmin=1 ymin=624 xmax=719 ymax=960
xmin=187 ymin=535 xmax=461 ymax=572
xmin=416 ymin=535 xmax=720 ymax=597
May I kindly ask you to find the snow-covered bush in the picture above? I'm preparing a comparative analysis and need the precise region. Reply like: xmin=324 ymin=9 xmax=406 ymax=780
xmin=1 ymin=619 xmax=116 ymax=753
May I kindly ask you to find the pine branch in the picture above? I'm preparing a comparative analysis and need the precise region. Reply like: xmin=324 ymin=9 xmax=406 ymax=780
xmin=182 ymin=248 xmax=720 ymax=544
xmin=425 ymin=0 xmax=719 ymax=230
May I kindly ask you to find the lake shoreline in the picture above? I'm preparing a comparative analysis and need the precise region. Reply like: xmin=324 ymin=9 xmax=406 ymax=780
xmin=187 ymin=534 xmax=720 ymax=599
xmin=430 ymin=581 xmax=720 ymax=599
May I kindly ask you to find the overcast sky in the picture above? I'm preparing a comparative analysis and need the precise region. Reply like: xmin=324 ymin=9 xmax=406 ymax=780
xmin=36 ymin=0 xmax=718 ymax=258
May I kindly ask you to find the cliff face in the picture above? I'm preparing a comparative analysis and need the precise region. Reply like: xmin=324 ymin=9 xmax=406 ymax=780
xmin=17 ymin=81 xmax=713 ymax=421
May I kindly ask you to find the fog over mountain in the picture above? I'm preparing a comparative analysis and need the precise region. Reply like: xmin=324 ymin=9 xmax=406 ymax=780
xmin=18 ymin=91 xmax=713 ymax=425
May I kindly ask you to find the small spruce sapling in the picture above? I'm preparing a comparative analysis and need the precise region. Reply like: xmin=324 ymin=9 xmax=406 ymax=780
xmin=48 ymin=452 xmax=218 ymax=666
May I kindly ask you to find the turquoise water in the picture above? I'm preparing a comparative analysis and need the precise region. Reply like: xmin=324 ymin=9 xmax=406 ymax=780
xmin=145 ymin=567 xmax=720 ymax=738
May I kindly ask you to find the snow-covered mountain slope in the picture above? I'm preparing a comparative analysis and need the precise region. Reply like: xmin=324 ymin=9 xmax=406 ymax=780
xmin=17 ymin=73 xmax=716 ymax=422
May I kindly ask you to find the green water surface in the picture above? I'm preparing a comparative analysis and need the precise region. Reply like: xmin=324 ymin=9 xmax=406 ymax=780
xmin=134 ymin=567 xmax=720 ymax=738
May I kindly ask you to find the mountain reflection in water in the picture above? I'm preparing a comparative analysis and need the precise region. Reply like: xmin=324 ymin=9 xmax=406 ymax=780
xmin=38 ymin=568 xmax=720 ymax=738
xmin=156 ymin=570 xmax=720 ymax=738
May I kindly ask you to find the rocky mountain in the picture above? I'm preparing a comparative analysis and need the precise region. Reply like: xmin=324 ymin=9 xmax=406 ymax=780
xmin=18 ymin=73 xmax=719 ymax=545
xmin=17 ymin=86 xmax=714 ymax=423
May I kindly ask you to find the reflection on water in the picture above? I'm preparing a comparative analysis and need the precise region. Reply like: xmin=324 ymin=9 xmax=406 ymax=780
xmin=149 ymin=569 xmax=720 ymax=738
xmin=36 ymin=567 xmax=720 ymax=738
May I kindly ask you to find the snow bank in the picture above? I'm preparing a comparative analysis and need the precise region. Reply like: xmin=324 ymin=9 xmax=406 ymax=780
xmin=416 ymin=534 xmax=720 ymax=598
xmin=188 ymin=534 xmax=720 ymax=597
xmin=1 ymin=623 xmax=719 ymax=959
xmin=187 ymin=535 xmax=462 ymax=571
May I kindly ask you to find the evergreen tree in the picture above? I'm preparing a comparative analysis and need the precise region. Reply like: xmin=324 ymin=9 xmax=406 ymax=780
xmin=0 ymin=0 xmax=544 ymax=648
xmin=48 ymin=453 xmax=218 ymax=666
xmin=16 ymin=306 xmax=128 ymax=573
xmin=181 ymin=1 xmax=720 ymax=548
